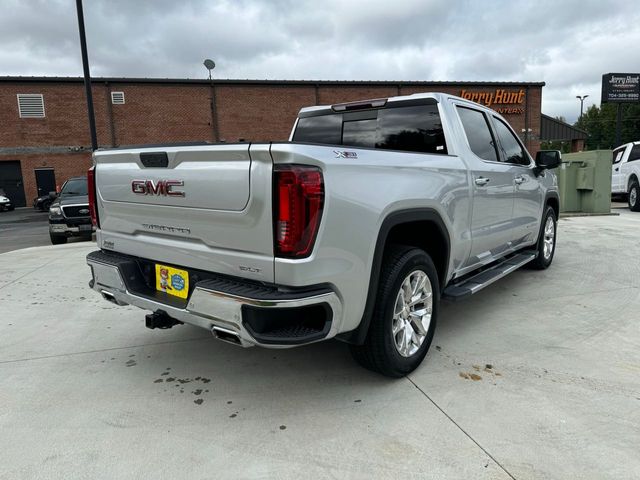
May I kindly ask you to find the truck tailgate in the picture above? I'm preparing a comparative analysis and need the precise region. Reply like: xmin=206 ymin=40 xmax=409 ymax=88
xmin=93 ymin=143 xmax=275 ymax=283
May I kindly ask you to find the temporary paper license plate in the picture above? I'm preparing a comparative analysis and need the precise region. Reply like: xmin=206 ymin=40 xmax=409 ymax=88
xmin=155 ymin=264 xmax=189 ymax=299
xmin=79 ymin=224 xmax=92 ymax=232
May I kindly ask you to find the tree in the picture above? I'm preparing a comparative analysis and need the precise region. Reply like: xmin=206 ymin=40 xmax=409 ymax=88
xmin=575 ymin=103 xmax=640 ymax=149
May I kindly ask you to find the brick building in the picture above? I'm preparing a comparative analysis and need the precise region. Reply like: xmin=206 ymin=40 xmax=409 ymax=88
xmin=0 ymin=76 xmax=545 ymax=207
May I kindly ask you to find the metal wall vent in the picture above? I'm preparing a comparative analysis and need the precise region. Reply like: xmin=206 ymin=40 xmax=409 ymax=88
xmin=111 ymin=91 xmax=125 ymax=104
xmin=17 ymin=94 xmax=45 ymax=118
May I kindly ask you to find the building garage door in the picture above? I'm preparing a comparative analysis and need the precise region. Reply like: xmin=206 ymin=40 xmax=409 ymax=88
xmin=0 ymin=161 xmax=26 ymax=207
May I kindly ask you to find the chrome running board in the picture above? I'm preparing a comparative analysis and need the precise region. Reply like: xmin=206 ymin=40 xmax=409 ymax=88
xmin=443 ymin=252 xmax=537 ymax=301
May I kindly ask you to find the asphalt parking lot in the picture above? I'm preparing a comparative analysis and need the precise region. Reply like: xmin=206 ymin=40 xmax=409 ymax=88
xmin=1 ymin=210 xmax=639 ymax=479
xmin=0 ymin=208 xmax=92 ymax=254
xmin=0 ymin=208 xmax=50 ymax=254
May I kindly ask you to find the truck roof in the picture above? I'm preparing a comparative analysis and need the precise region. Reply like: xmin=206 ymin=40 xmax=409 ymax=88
xmin=298 ymin=92 xmax=478 ymax=117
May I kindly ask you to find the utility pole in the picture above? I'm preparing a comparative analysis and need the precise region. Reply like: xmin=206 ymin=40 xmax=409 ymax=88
xmin=203 ymin=59 xmax=219 ymax=142
xmin=75 ymin=0 xmax=98 ymax=151
xmin=615 ymin=103 xmax=622 ymax=147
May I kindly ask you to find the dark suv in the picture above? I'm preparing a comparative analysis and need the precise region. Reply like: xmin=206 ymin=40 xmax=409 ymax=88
xmin=49 ymin=176 xmax=94 ymax=244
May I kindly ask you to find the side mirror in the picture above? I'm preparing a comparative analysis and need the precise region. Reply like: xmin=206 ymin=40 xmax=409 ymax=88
xmin=535 ymin=150 xmax=561 ymax=170
xmin=48 ymin=191 xmax=58 ymax=198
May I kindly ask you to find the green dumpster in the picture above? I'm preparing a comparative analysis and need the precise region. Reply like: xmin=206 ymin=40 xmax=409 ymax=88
xmin=556 ymin=150 xmax=612 ymax=214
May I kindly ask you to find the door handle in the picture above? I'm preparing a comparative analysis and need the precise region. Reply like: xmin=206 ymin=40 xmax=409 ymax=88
xmin=514 ymin=175 xmax=526 ymax=185
xmin=474 ymin=177 xmax=490 ymax=186
xmin=615 ymin=168 xmax=619 ymax=172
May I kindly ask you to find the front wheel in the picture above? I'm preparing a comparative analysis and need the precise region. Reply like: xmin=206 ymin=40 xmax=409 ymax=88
xmin=529 ymin=206 xmax=557 ymax=270
xmin=629 ymin=181 xmax=640 ymax=212
xmin=350 ymin=246 xmax=439 ymax=378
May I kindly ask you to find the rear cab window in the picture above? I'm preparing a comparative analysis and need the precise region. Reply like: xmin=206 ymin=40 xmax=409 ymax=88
xmin=293 ymin=100 xmax=448 ymax=155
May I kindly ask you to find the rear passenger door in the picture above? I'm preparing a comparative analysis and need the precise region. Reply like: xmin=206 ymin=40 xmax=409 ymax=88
xmin=456 ymin=105 xmax=515 ymax=268
xmin=490 ymin=116 xmax=543 ymax=248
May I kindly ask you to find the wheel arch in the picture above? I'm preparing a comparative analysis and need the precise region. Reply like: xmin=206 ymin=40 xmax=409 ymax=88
xmin=337 ymin=208 xmax=450 ymax=345
xmin=545 ymin=191 xmax=559 ymax=219
xmin=629 ymin=174 xmax=639 ymax=189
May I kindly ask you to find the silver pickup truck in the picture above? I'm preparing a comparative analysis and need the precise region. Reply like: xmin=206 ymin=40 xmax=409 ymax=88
xmin=86 ymin=92 xmax=560 ymax=377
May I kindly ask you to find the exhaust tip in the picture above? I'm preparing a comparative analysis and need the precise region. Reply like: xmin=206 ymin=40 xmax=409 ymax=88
xmin=101 ymin=290 xmax=118 ymax=304
xmin=212 ymin=326 xmax=242 ymax=346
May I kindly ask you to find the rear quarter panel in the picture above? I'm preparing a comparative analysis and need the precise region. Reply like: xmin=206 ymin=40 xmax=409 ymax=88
xmin=270 ymin=142 xmax=471 ymax=334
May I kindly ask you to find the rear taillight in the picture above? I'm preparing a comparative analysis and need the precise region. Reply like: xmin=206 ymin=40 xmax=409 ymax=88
xmin=87 ymin=166 xmax=99 ymax=228
xmin=274 ymin=165 xmax=324 ymax=258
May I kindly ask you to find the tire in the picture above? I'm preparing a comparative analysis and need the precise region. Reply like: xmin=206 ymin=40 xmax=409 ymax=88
xmin=8 ymin=206 xmax=14 ymax=211
xmin=350 ymin=246 xmax=439 ymax=378
xmin=50 ymin=233 xmax=67 ymax=245
xmin=529 ymin=206 xmax=557 ymax=270
xmin=629 ymin=181 xmax=640 ymax=212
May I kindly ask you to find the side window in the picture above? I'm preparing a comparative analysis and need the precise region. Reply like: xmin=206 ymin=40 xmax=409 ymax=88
xmin=376 ymin=105 xmax=447 ymax=154
xmin=493 ymin=118 xmax=529 ymax=166
xmin=456 ymin=106 xmax=498 ymax=162
xmin=612 ymin=148 xmax=624 ymax=164
xmin=629 ymin=144 xmax=640 ymax=162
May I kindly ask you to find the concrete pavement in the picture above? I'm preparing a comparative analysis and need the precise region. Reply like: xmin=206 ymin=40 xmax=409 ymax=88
xmin=0 ymin=212 xmax=639 ymax=479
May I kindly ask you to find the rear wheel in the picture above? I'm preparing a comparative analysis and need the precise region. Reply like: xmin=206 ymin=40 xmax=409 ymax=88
xmin=350 ymin=246 xmax=439 ymax=378
xmin=50 ymin=233 xmax=67 ymax=245
xmin=629 ymin=181 xmax=640 ymax=212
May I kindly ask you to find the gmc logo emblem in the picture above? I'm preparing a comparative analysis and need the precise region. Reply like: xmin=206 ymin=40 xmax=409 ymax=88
xmin=132 ymin=180 xmax=185 ymax=197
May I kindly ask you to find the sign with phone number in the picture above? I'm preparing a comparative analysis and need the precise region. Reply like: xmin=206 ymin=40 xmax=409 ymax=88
xmin=601 ymin=73 xmax=640 ymax=103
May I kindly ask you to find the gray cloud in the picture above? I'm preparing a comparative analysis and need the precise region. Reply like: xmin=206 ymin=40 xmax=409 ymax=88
xmin=1 ymin=0 xmax=639 ymax=122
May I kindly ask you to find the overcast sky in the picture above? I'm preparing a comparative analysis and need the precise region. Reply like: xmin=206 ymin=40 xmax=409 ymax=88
xmin=1 ymin=0 xmax=638 ymax=122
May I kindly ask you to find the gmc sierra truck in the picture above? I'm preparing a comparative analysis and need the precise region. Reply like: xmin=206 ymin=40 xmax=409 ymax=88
xmin=86 ymin=92 xmax=560 ymax=377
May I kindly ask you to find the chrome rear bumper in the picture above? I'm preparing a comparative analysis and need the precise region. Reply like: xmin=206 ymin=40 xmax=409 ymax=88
xmin=87 ymin=250 xmax=342 ymax=348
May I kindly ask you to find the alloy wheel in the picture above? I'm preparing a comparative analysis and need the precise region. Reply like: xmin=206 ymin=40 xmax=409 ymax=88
xmin=543 ymin=216 xmax=555 ymax=260
xmin=391 ymin=270 xmax=433 ymax=357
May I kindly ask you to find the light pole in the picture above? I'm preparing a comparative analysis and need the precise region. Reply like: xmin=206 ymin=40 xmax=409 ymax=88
xmin=203 ymin=59 xmax=219 ymax=142
xmin=576 ymin=95 xmax=589 ymax=122
xmin=75 ymin=0 xmax=98 ymax=151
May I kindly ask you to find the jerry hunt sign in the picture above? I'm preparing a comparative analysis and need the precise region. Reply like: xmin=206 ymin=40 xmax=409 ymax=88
xmin=459 ymin=89 xmax=525 ymax=114
xmin=601 ymin=73 xmax=640 ymax=103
